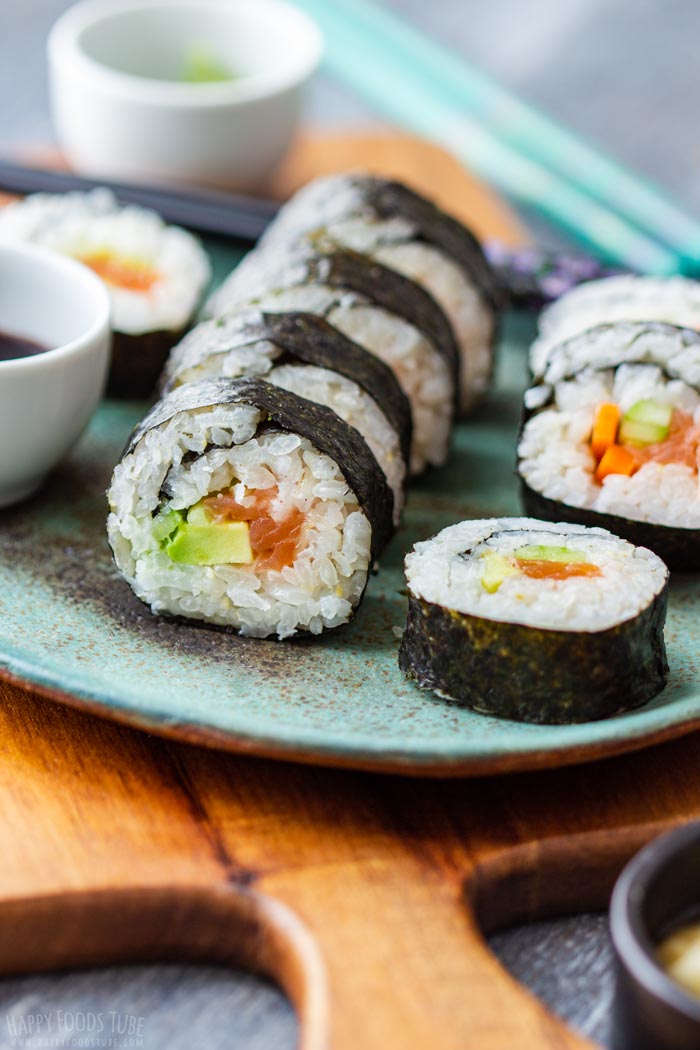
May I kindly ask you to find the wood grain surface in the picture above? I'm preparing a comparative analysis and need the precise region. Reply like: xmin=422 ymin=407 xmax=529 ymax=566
xmin=2 ymin=682 xmax=700 ymax=1049
xmin=0 ymin=131 xmax=696 ymax=1050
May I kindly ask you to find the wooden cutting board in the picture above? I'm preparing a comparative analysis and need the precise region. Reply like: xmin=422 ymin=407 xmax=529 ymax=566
xmin=1 ymin=132 xmax=698 ymax=1050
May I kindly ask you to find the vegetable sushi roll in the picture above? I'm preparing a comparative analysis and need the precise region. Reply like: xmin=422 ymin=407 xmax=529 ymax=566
xmin=399 ymin=517 xmax=668 ymax=724
xmin=252 ymin=174 xmax=499 ymax=414
xmin=107 ymin=377 xmax=394 ymax=638
xmin=530 ymin=275 xmax=700 ymax=377
xmin=163 ymin=311 xmax=411 ymax=525
xmin=207 ymin=238 xmax=456 ymax=475
xmin=0 ymin=189 xmax=210 ymax=397
xmin=518 ymin=321 xmax=700 ymax=568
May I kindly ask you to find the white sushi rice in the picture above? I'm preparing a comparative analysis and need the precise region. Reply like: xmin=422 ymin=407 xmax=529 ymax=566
xmin=520 ymin=324 xmax=700 ymax=528
xmin=268 ymin=364 xmax=405 ymax=525
xmin=0 ymin=189 xmax=210 ymax=335
xmin=207 ymin=275 xmax=453 ymax=475
xmin=405 ymin=517 xmax=667 ymax=632
xmin=531 ymin=275 xmax=700 ymax=375
xmin=257 ymin=175 xmax=494 ymax=412
xmin=107 ymin=403 xmax=372 ymax=638
xmin=163 ymin=317 xmax=406 ymax=523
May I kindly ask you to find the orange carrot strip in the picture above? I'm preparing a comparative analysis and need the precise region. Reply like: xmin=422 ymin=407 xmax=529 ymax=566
xmin=595 ymin=444 xmax=637 ymax=483
xmin=591 ymin=402 xmax=621 ymax=460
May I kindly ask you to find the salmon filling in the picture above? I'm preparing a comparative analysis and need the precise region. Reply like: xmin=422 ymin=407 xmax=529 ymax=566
xmin=590 ymin=401 xmax=700 ymax=481
xmin=78 ymin=250 xmax=160 ymax=293
xmin=480 ymin=545 xmax=601 ymax=592
xmin=516 ymin=559 xmax=601 ymax=581
xmin=203 ymin=488 xmax=306 ymax=572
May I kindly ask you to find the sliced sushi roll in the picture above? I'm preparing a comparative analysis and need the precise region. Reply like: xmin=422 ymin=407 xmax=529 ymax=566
xmin=107 ymin=378 xmax=394 ymax=639
xmin=399 ymin=517 xmax=669 ymax=724
xmin=207 ymin=240 xmax=456 ymax=475
xmin=163 ymin=311 xmax=411 ymax=525
xmin=518 ymin=321 xmax=700 ymax=568
xmin=252 ymin=173 xmax=499 ymax=414
xmin=0 ymin=189 xmax=210 ymax=397
xmin=530 ymin=275 xmax=700 ymax=377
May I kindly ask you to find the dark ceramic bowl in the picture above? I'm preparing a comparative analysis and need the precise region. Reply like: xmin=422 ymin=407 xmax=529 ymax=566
xmin=610 ymin=822 xmax=700 ymax=1050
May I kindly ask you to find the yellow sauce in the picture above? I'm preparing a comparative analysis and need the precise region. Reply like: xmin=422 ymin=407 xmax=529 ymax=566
xmin=658 ymin=921 xmax=700 ymax=998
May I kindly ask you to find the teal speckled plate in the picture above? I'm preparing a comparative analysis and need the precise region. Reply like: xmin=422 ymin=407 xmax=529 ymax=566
xmin=1 ymin=303 xmax=700 ymax=776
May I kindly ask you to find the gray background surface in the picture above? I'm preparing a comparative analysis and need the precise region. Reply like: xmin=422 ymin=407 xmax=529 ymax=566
xmin=1 ymin=1 xmax=696 ymax=1046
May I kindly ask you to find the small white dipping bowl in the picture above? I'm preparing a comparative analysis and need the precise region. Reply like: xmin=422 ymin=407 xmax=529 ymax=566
xmin=48 ymin=0 xmax=323 ymax=191
xmin=0 ymin=244 xmax=111 ymax=508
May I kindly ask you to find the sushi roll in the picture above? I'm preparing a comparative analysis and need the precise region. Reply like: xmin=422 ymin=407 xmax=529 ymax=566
xmin=530 ymin=274 xmax=700 ymax=377
xmin=250 ymin=173 xmax=499 ymax=414
xmin=0 ymin=189 xmax=210 ymax=397
xmin=107 ymin=377 xmax=394 ymax=638
xmin=399 ymin=517 xmax=668 ymax=724
xmin=518 ymin=321 xmax=700 ymax=568
xmin=162 ymin=311 xmax=411 ymax=525
xmin=207 ymin=238 xmax=457 ymax=475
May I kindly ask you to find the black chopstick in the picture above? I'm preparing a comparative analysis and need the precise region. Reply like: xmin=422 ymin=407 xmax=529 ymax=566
xmin=0 ymin=160 xmax=279 ymax=244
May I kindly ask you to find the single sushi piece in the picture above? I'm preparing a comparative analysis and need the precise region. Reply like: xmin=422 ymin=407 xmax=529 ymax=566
xmin=518 ymin=321 xmax=700 ymax=568
xmin=0 ymin=189 xmax=210 ymax=397
xmin=399 ymin=517 xmax=668 ymax=724
xmin=530 ymin=274 xmax=700 ymax=376
xmin=108 ymin=377 xmax=394 ymax=639
xmin=163 ymin=310 xmax=411 ymax=525
xmin=251 ymin=173 xmax=499 ymax=414
xmin=206 ymin=242 xmax=456 ymax=475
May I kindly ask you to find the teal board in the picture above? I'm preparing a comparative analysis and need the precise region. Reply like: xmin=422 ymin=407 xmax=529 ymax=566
xmin=1 ymin=300 xmax=699 ymax=775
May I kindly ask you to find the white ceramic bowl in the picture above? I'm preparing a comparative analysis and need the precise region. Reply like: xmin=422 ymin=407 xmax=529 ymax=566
xmin=0 ymin=244 xmax=111 ymax=508
xmin=48 ymin=0 xmax=323 ymax=191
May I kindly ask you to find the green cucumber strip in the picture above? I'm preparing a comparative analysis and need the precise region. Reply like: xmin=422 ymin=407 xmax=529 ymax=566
xmin=619 ymin=418 xmax=668 ymax=447
xmin=186 ymin=501 xmax=213 ymax=526
xmin=624 ymin=399 xmax=672 ymax=428
xmin=514 ymin=545 xmax=589 ymax=563
xmin=152 ymin=509 xmax=184 ymax=544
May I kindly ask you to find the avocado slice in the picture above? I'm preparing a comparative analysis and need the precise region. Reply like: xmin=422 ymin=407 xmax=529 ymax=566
xmin=165 ymin=521 xmax=253 ymax=566
xmin=619 ymin=399 xmax=672 ymax=447
xmin=514 ymin=545 xmax=588 ymax=563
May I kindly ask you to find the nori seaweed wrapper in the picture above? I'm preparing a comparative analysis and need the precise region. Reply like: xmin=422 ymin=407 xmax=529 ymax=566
xmin=232 ymin=237 xmax=461 ymax=400
xmin=123 ymin=377 xmax=394 ymax=559
xmin=298 ymin=239 xmax=461 ymax=393
xmin=164 ymin=311 xmax=412 ymax=469
xmin=398 ymin=584 xmax=669 ymax=725
xmin=109 ymin=327 xmax=188 ymax=399
xmin=348 ymin=177 xmax=500 ymax=315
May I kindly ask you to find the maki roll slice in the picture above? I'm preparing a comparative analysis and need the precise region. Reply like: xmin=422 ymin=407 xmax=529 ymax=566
xmin=162 ymin=311 xmax=411 ymax=525
xmin=530 ymin=274 xmax=700 ymax=377
xmin=250 ymin=173 xmax=499 ymax=414
xmin=207 ymin=237 xmax=457 ymax=475
xmin=107 ymin=378 xmax=394 ymax=638
xmin=399 ymin=517 xmax=668 ymax=724
xmin=518 ymin=322 xmax=700 ymax=568
xmin=0 ymin=189 xmax=210 ymax=397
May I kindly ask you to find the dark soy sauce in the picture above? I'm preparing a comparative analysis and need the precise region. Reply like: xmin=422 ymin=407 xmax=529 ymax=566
xmin=0 ymin=329 xmax=48 ymax=361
